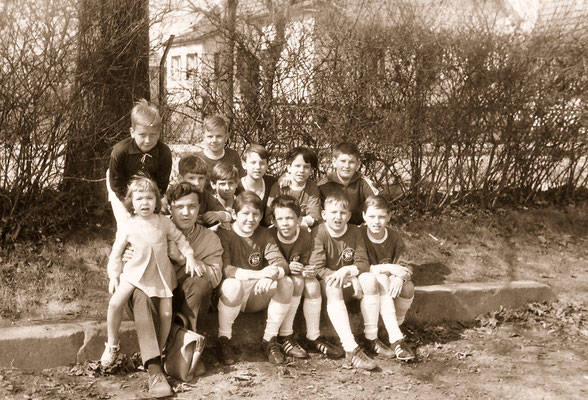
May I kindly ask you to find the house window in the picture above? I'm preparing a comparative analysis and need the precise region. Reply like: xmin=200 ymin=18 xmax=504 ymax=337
xmin=186 ymin=53 xmax=198 ymax=80
xmin=171 ymin=55 xmax=181 ymax=81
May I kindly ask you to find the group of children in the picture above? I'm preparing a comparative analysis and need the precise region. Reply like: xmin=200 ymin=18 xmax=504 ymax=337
xmin=102 ymin=99 xmax=415 ymax=376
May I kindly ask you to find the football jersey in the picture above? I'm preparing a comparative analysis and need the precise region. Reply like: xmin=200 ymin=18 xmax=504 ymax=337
xmin=361 ymin=225 xmax=406 ymax=265
xmin=270 ymin=227 xmax=312 ymax=266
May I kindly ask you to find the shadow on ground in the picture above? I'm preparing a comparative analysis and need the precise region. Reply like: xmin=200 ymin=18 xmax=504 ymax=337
xmin=411 ymin=262 xmax=452 ymax=285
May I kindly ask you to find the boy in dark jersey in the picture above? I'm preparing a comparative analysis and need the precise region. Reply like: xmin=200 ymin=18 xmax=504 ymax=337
xmin=215 ymin=191 xmax=293 ymax=365
xmin=361 ymin=195 xmax=415 ymax=361
xmin=269 ymin=195 xmax=343 ymax=359
xmin=308 ymin=190 xmax=379 ymax=370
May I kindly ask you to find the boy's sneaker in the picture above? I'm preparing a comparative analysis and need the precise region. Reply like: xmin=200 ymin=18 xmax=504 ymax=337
xmin=278 ymin=335 xmax=308 ymax=358
xmin=392 ymin=340 xmax=415 ymax=361
xmin=307 ymin=336 xmax=345 ymax=359
xmin=345 ymin=347 xmax=378 ymax=370
xmin=216 ymin=336 xmax=236 ymax=365
xmin=366 ymin=338 xmax=395 ymax=358
xmin=100 ymin=342 xmax=120 ymax=368
xmin=262 ymin=336 xmax=285 ymax=364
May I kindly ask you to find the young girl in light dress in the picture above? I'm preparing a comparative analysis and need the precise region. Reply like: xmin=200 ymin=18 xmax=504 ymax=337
xmin=101 ymin=176 xmax=198 ymax=367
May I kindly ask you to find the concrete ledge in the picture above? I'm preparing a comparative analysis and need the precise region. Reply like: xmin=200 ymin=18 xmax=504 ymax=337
xmin=0 ymin=280 xmax=555 ymax=369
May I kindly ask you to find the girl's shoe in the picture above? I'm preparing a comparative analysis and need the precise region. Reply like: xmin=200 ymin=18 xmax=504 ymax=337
xmin=100 ymin=342 xmax=120 ymax=368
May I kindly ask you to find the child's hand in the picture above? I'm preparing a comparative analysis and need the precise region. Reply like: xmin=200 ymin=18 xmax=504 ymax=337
xmin=301 ymin=215 xmax=314 ymax=229
xmin=168 ymin=240 xmax=186 ymax=264
xmin=289 ymin=261 xmax=304 ymax=275
xmin=202 ymin=211 xmax=221 ymax=224
xmin=278 ymin=173 xmax=291 ymax=189
xmin=388 ymin=276 xmax=404 ymax=298
xmin=122 ymin=244 xmax=135 ymax=263
xmin=185 ymin=256 xmax=205 ymax=278
xmin=108 ymin=277 xmax=120 ymax=294
xmin=325 ymin=269 xmax=347 ymax=288
xmin=261 ymin=265 xmax=279 ymax=280
xmin=254 ymin=278 xmax=275 ymax=295
xmin=302 ymin=265 xmax=318 ymax=278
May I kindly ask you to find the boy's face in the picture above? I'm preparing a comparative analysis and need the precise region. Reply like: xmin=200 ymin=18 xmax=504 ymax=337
xmin=273 ymin=206 xmax=301 ymax=239
xmin=131 ymin=124 xmax=160 ymax=153
xmin=170 ymin=193 xmax=200 ymax=231
xmin=362 ymin=206 xmax=391 ymax=237
xmin=232 ymin=204 xmax=262 ymax=234
xmin=321 ymin=201 xmax=351 ymax=234
xmin=287 ymin=154 xmax=312 ymax=185
xmin=332 ymin=153 xmax=360 ymax=181
xmin=180 ymin=173 xmax=207 ymax=192
xmin=132 ymin=190 xmax=156 ymax=217
xmin=242 ymin=152 xmax=268 ymax=180
xmin=212 ymin=179 xmax=237 ymax=200
xmin=203 ymin=128 xmax=228 ymax=154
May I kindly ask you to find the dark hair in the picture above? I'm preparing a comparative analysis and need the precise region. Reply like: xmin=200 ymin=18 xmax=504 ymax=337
xmin=270 ymin=194 xmax=301 ymax=218
xmin=362 ymin=195 xmax=389 ymax=213
xmin=166 ymin=182 xmax=201 ymax=205
xmin=211 ymin=162 xmax=239 ymax=183
xmin=123 ymin=175 xmax=162 ymax=214
xmin=178 ymin=154 xmax=208 ymax=176
xmin=243 ymin=144 xmax=270 ymax=161
xmin=323 ymin=189 xmax=349 ymax=211
xmin=287 ymin=146 xmax=318 ymax=170
xmin=332 ymin=141 xmax=361 ymax=160
xmin=233 ymin=191 xmax=264 ymax=213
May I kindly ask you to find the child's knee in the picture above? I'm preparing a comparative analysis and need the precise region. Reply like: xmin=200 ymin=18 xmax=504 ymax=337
xmin=358 ymin=272 xmax=378 ymax=295
xmin=220 ymin=278 xmax=244 ymax=304
xmin=400 ymin=280 xmax=415 ymax=298
xmin=276 ymin=276 xmax=294 ymax=296
xmin=291 ymin=274 xmax=305 ymax=296
xmin=325 ymin=285 xmax=344 ymax=302
xmin=374 ymin=273 xmax=390 ymax=294
xmin=303 ymin=278 xmax=321 ymax=298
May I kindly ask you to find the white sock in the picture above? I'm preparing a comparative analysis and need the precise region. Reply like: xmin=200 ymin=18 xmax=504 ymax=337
xmin=380 ymin=295 xmax=405 ymax=343
xmin=326 ymin=300 xmax=357 ymax=352
xmin=279 ymin=295 xmax=301 ymax=337
xmin=303 ymin=297 xmax=322 ymax=341
xmin=263 ymin=299 xmax=290 ymax=341
xmin=360 ymin=294 xmax=380 ymax=341
xmin=217 ymin=299 xmax=241 ymax=339
xmin=394 ymin=295 xmax=414 ymax=326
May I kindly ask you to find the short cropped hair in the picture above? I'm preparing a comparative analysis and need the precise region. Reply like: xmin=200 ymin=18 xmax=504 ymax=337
xmin=363 ymin=195 xmax=390 ymax=213
xmin=204 ymin=114 xmax=229 ymax=134
xmin=323 ymin=189 xmax=349 ymax=211
xmin=287 ymin=146 xmax=318 ymax=170
xmin=124 ymin=175 xmax=162 ymax=214
xmin=270 ymin=194 xmax=301 ymax=218
xmin=166 ymin=182 xmax=201 ymax=205
xmin=332 ymin=141 xmax=361 ymax=160
xmin=178 ymin=154 xmax=208 ymax=176
xmin=131 ymin=99 xmax=162 ymax=130
xmin=234 ymin=191 xmax=264 ymax=213
xmin=211 ymin=162 xmax=239 ymax=183
xmin=243 ymin=144 xmax=270 ymax=161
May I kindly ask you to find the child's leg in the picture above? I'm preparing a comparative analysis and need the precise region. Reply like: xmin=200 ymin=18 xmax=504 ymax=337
xmin=394 ymin=280 xmax=415 ymax=325
xmin=263 ymin=277 xmax=293 ymax=342
xmin=324 ymin=282 xmax=358 ymax=352
xmin=278 ymin=275 xmax=304 ymax=337
xmin=217 ymin=278 xmax=245 ymax=339
xmin=107 ymin=280 xmax=137 ymax=346
xmin=358 ymin=272 xmax=380 ymax=341
xmin=303 ymin=278 xmax=322 ymax=341
xmin=375 ymin=274 xmax=404 ymax=343
xmin=157 ymin=298 xmax=173 ymax=351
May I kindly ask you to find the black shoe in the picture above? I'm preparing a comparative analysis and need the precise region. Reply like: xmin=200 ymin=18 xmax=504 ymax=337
xmin=391 ymin=339 xmax=415 ymax=361
xmin=345 ymin=347 xmax=377 ymax=370
xmin=278 ymin=335 xmax=308 ymax=358
xmin=262 ymin=336 xmax=285 ymax=364
xmin=306 ymin=336 xmax=345 ymax=359
xmin=365 ymin=338 xmax=395 ymax=358
xmin=216 ymin=336 xmax=236 ymax=365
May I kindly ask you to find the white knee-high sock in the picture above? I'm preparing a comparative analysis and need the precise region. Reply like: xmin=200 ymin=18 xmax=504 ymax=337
xmin=279 ymin=295 xmax=301 ymax=337
xmin=263 ymin=299 xmax=290 ymax=341
xmin=327 ymin=300 xmax=357 ymax=352
xmin=380 ymin=295 xmax=404 ymax=343
xmin=303 ymin=297 xmax=322 ymax=341
xmin=394 ymin=295 xmax=414 ymax=326
xmin=360 ymin=294 xmax=380 ymax=341
xmin=218 ymin=298 xmax=241 ymax=339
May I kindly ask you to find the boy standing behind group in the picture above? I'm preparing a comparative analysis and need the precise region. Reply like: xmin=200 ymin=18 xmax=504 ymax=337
xmin=210 ymin=162 xmax=240 ymax=230
xmin=318 ymin=142 xmax=378 ymax=226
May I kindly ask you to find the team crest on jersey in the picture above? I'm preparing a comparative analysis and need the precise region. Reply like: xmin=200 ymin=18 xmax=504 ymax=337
xmin=248 ymin=252 xmax=262 ymax=267
xmin=290 ymin=253 xmax=301 ymax=263
xmin=341 ymin=247 xmax=355 ymax=262
xmin=379 ymin=258 xmax=392 ymax=264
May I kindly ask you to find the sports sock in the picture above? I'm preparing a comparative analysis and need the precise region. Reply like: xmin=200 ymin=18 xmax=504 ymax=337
xmin=380 ymin=295 xmax=404 ymax=343
xmin=279 ymin=295 xmax=301 ymax=337
xmin=326 ymin=300 xmax=357 ymax=352
xmin=217 ymin=298 xmax=241 ymax=339
xmin=263 ymin=299 xmax=290 ymax=342
xmin=394 ymin=295 xmax=414 ymax=326
xmin=360 ymin=294 xmax=380 ymax=341
xmin=303 ymin=297 xmax=322 ymax=341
